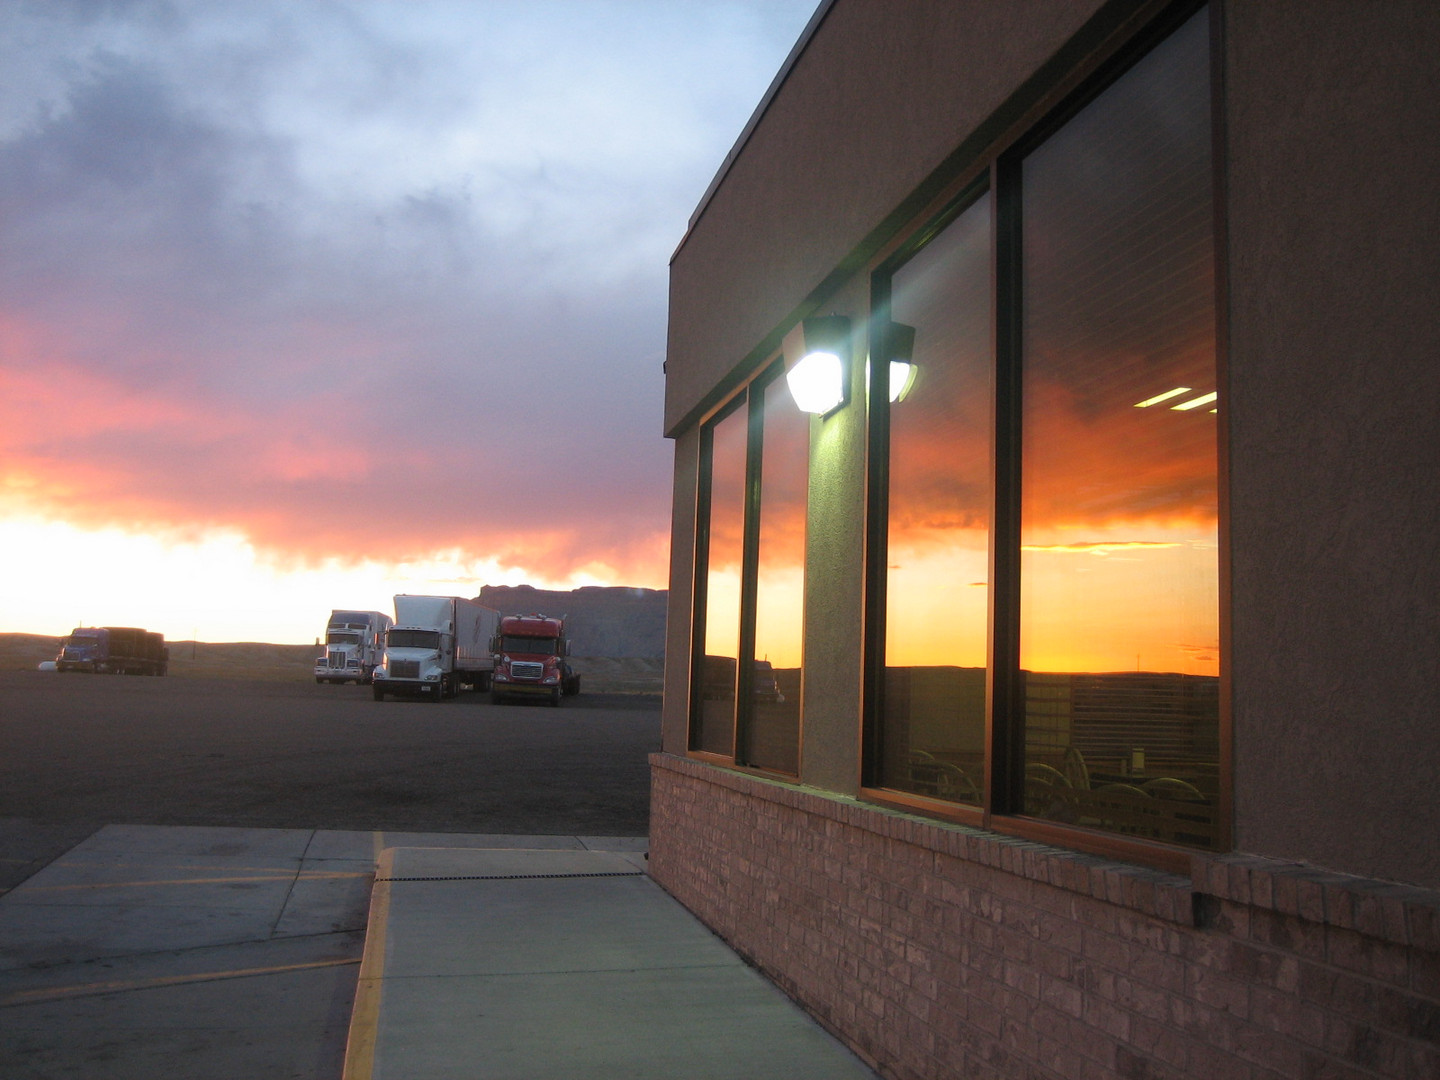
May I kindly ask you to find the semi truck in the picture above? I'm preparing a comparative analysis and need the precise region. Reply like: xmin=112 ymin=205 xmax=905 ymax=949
xmin=314 ymin=609 xmax=393 ymax=684
xmin=372 ymin=595 xmax=500 ymax=702
xmin=489 ymin=613 xmax=581 ymax=707
xmin=55 ymin=627 xmax=168 ymax=676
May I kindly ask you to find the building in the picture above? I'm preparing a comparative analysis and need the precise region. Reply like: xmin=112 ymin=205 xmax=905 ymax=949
xmin=651 ymin=2 xmax=1440 ymax=1077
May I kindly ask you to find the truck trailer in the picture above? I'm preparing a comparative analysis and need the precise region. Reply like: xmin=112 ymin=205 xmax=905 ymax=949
xmin=372 ymin=595 xmax=500 ymax=701
xmin=489 ymin=613 xmax=581 ymax=707
xmin=315 ymin=609 xmax=393 ymax=684
xmin=55 ymin=627 xmax=168 ymax=676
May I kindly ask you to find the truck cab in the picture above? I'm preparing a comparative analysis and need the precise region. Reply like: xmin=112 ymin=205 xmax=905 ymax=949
xmin=315 ymin=610 xmax=392 ymax=684
xmin=373 ymin=623 xmax=453 ymax=700
xmin=56 ymin=628 xmax=108 ymax=673
xmin=489 ymin=614 xmax=580 ymax=707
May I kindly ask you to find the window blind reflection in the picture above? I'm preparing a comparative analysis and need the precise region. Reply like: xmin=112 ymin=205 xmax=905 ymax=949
xmin=1019 ymin=10 xmax=1220 ymax=847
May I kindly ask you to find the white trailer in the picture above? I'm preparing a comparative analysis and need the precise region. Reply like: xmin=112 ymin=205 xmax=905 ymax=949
xmin=372 ymin=595 xmax=500 ymax=701
xmin=315 ymin=610 xmax=393 ymax=684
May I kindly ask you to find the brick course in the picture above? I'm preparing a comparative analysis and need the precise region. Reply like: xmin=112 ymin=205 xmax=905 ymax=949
xmin=649 ymin=753 xmax=1440 ymax=1080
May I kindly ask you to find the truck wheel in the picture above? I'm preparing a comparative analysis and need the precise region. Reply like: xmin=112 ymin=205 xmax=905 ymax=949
xmin=373 ymin=687 xmax=385 ymax=701
xmin=549 ymin=688 xmax=562 ymax=708
xmin=490 ymin=690 xmax=503 ymax=705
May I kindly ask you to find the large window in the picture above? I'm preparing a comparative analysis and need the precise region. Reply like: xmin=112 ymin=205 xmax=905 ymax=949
xmin=693 ymin=361 xmax=807 ymax=773
xmin=873 ymin=191 xmax=993 ymax=805
xmin=867 ymin=6 xmax=1221 ymax=854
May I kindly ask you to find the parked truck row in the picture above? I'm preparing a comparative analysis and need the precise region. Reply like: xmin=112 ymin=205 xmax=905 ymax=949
xmin=310 ymin=596 xmax=582 ymax=705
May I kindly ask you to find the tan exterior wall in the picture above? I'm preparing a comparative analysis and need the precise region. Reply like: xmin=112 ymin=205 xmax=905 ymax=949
xmin=1221 ymin=1 xmax=1440 ymax=887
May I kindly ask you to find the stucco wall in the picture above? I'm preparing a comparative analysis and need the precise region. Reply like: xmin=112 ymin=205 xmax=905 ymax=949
xmin=1222 ymin=1 xmax=1440 ymax=887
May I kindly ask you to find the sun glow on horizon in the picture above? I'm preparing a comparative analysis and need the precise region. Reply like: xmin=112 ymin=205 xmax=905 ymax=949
xmin=0 ymin=515 xmax=664 ymax=644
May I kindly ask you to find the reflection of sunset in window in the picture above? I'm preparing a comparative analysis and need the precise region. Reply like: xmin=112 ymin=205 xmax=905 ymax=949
xmin=695 ymin=401 xmax=747 ymax=756
xmin=1020 ymin=523 xmax=1218 ymax=675
xmin=884 ymin=538 xmax=988 ymax=667
xmin=1020 ymin=8 xmax=1216 ymax=684
xmin=754 ymin=373 xmax=807 ymax=672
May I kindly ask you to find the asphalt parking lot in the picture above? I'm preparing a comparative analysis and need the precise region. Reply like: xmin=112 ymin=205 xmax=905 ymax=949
xmin=0 ymin=670 xmax=661 ymax=891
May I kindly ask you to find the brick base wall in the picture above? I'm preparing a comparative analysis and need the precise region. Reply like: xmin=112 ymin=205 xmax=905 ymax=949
xmin=649 ymin=753 xmax=1440 ymax=1080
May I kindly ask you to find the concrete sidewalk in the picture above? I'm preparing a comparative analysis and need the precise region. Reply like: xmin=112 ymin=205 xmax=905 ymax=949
xmin=346 ymin=845 xmax=879 ymax=1079
xmin=0 ymin=824 xmax=878 ymax=1079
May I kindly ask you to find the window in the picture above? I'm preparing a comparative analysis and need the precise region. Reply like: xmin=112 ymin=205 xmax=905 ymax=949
xmin=693 ymin=361 xmax=807 ymax=773
xmin=871 ymin=191 xmax=993 ymax=806
xmin=867 ymin=6 xmax=1221 ymax=853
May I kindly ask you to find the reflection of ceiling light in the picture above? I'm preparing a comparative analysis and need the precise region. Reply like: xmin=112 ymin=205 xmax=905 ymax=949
xmin=1135 ymin=387 xmax=1191 ymax=408
xmin=1172 ymin=391 xmax=1218 ymax=411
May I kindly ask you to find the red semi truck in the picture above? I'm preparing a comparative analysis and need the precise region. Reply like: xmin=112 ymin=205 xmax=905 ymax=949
xmin=489 ymin=613 xmax=581 ymax=706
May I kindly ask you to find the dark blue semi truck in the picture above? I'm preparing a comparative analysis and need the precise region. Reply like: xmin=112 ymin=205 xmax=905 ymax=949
xmin=56 ymin=627 xmax=168 ymax=676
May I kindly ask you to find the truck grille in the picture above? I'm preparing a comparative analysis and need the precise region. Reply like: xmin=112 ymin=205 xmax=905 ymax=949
xmin=391 ymin=660 xmax=420 ymax=679
xmin=511 ymin=661 xmax=544 ymax=680
xmin=327 ymin=652 xmax=346 ymax=669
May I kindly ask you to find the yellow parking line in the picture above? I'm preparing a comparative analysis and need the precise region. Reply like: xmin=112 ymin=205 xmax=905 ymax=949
xmin=0 ymin=956 xmax=359 ymax=1007
xmin=342 ymin=846 xmax=394 ymax=1080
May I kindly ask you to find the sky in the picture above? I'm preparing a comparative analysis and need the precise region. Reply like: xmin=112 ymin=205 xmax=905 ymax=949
xmin=0 ymin=0 xmax=819 ymax=644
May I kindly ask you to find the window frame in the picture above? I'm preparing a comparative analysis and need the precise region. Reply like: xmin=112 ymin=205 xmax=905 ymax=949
xmin=859 ymin=0 xmax=1229 ymax=874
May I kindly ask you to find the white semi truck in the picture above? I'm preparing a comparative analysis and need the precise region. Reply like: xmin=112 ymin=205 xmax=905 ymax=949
xmin=372 ymin=595 xmax=500 ymax=702
xmin=315 ymin=609 xmax=393 ymax=684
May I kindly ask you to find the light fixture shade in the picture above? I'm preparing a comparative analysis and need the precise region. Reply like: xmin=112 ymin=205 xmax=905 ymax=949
xmin=881 ymin=321 xmax=917 ymax=402
xmin=782 ymin=315 xmax=852 ymax=416
xmin=787 ymin=351 xmax=846 ymax=414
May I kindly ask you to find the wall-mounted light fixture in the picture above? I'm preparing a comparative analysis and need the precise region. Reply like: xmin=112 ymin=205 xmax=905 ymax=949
xmin=783 ymin=315 xmax=852 ymax=416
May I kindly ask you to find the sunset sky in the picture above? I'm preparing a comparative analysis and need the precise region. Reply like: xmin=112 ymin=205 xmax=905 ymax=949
xmin=0 ymin=0 xmax=818 ymax=644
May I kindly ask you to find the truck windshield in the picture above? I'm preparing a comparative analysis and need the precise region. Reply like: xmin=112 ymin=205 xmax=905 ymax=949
xmin=502 ymin=635 xmax=558 ymax=655
xmin=327 ymin=632 xmax=362 ymax=645
xmin=388 ymin=629 xmax=441 ymax=650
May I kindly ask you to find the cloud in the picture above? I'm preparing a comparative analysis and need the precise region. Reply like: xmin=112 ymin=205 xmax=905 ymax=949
xmin=0 ymin=0 xmax=818 ymax=591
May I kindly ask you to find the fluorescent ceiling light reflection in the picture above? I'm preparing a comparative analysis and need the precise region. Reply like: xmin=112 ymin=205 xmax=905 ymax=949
xmin=1172 ymin=391 xmax=1218 ymax=411
xmin=786 ymin=351 xmax=846 ymax=414
xmin=1134 ymin=387 xmax=1191 ymax=408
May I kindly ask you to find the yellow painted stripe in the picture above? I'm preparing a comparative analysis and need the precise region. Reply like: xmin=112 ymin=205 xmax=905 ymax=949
xmin=0 ymin=956 xmax=358 ymax=1006
xmin=343 ymin=845 xmax=394 ymax=1080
